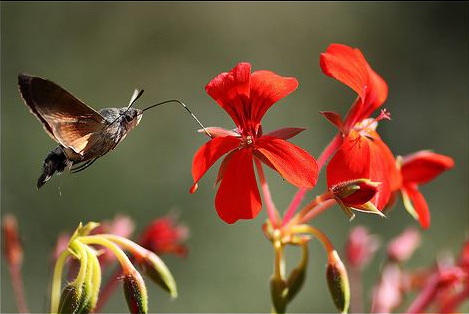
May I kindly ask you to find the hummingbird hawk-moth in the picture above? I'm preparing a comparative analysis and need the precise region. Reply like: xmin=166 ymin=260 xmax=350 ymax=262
xmin=18 ymin=74 xmax=209 ymax=189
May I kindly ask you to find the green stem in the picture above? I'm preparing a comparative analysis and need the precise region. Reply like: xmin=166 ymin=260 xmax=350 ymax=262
xmin=50 ymin=250 xmax=71 ymax=313
xmin=290 ymin=225 xmax=335 ymax=254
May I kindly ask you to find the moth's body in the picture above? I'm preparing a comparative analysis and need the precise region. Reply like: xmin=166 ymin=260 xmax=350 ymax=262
xmin=18 ymin=74 xmax=142 ymax=188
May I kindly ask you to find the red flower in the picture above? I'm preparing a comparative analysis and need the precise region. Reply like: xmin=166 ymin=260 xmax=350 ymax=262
xmin=398 ymin=151 xmax=454 ymax=229
xmin=138 ymin=216 xmax=188 ymax=257
xmin=191 ymin=62 xmax=318 ymax=224
xmin=321 ymin=44 xmax=401 ymax=210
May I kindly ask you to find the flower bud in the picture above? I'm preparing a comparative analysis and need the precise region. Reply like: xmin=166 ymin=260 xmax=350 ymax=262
xmin=138 ymin=252 xmax=177 ymax=298
xmin=286 ymin=242 xmax=308 ymax=303
xmin=326 ymin=250 xmax=350 ymax=313
xmin=123 ymin=272 xmax=148 ymax=314
xmin=331 ymin=179 xmax=385 ymax=219
xmin=331 ymin=179 xmax=378 ymax=206
xmin=270 ymin=276 xmax=287 ymax=314
xmin=58 ymin=284 xmax=85 ymax=314
xmin=2 ymin=214 xmax=23 ymax=267
xmin=286 ymin=265 xmax=306 ymax=303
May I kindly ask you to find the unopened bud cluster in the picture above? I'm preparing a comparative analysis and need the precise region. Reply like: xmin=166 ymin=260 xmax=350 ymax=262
xmin=51 ymin=222 xmax=177 ymax=314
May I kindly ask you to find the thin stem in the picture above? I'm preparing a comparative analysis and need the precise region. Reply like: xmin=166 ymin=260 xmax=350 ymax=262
xmin=78 ymin=236 xmax=137 ymax=275
xmin=94 ymin=266 xmax=122 ymax=313
xmin=99 ymin=234 xmax=148 ymax=258
xmin=282 ymin=134 xmax=342 ymax=225
xmin=255 ymin=158 xmax=281 ymax=228
xmin=349 ymin=267 xmax=364 ymax=313
xmin=273 ymin=239 xmax=285 ymax=280
xmin=300 ymin=199 xmax=336 ymax=224
xmin=50 ymin=250 xmax=70 ymax=313
xmin=284 ymin=192 xmax=334 ymax=230
xmin=9 ymin=265 xmax=29 ymax=313
xmin=290 ymin=225 xmax=334 ymax=254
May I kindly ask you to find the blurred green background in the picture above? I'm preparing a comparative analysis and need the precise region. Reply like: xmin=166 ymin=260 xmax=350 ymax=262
xmin=1 ymin=2 xmax=468 ymax=313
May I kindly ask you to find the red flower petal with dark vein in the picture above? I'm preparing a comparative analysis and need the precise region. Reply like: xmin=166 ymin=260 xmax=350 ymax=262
xmin=401 ymin=151 xmax=454 ymax=185
xmin=402 ymin=184 xmax=430 ymax=229
xmin=256 ymin=136 xmax=318 ymax=188
xmin=249 ymin=70 xmax=298 ymax=126
xmin=191 ymin=136 xmax=241 ymax=193
xmin=215 ymin=149 xmax=261 ymax=224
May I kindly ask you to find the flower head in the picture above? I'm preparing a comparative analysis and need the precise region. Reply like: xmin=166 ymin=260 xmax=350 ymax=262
xmin=321 ymin=44 xmax=401 ymax=211
xmin=345 ymin=226 xmax=380 ymax=269
xmin=397 ymin=151 xmax=454 ymax=229
xmin=191 ymin=62 xmax=318 ymax=224
xmin=138 ymin=215 xmax=189 ymax=257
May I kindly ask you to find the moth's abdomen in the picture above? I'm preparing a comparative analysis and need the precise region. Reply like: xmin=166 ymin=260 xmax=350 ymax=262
xmin=37 ymin=146 xmax=72 ymax=189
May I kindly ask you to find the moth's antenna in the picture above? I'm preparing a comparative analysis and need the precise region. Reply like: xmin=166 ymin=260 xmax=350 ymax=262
xmin=141 ymin=100 xmax=212 ymax=138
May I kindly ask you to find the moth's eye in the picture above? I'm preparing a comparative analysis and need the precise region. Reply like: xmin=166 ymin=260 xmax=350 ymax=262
xmin=124 ymin=115 xmax=133 ymax=122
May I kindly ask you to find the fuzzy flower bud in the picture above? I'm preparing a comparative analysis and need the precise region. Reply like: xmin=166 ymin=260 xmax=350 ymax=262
xmin=138 ymin=252 xmax=177 ymax=298
xmin=123 ymin=272 xmax=148 ymax=314
xmin=58 ymin=283 xmax=86 ymax=314
xmin=331 ymin=179 xmax=383 ymax=219
xmin=270 ymin=276 xmax=287 ymax=314
xmin=326 ymin=250 xmax=350 ymax=313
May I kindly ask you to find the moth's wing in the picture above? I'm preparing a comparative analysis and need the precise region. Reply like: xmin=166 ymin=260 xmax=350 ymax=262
xmin=18 ymin=74 xmax=106 ymax=155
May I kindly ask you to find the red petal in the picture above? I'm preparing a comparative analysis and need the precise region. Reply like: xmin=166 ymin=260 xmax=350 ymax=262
xmin=403 ymin=184 xmax=430 ymax=229
xmin=215 ymin=150 xmax=236 ymax=185
xmin=327 ymin=131 xmax=371 ymax=187
xmin=401 ymin=151 xmax=454 ymax=185
xmin=256 ymin=136 xmax=318 ymax=189
xmin=327 ymin=130 xmax=400 ymax=210
xmin=215 ymin=149 xmax=261 ymax=224
xmin=264 ymin=127 xmax=306 ymax=140
xmin=191 ymin=136 xmax=241 ymax=193
xmin=205 ymin=63 xmax=252 ymax=127
xmin=320 ymin=44 xmax=369 ymax=99
xmin=320 ymin=44 xmax=388 ymax=125
xmin=249 ymin=70 xmax=298 ymax=125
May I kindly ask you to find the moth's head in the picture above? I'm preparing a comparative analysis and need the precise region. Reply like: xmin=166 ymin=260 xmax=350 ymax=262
xmin=119 ymin=107 xmax=143 ymax=130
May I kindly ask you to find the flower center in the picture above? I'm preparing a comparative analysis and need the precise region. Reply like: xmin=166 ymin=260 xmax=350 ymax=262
xmin=239 ymin=135 xmax=255 ymax=148
xmin=353 ymin=109 xmax=391 ymax=136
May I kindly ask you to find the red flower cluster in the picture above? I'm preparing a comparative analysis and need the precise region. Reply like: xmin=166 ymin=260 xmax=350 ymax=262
xmin=139 ymin=216 xmax=188 ymax=257
xmin=321 ymin=44 xmax=401 ymax=211
xmin=191 ymin=62 xmax=318 ymax=224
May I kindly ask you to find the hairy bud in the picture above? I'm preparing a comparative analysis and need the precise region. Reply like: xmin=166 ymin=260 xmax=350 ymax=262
xmin=326 ymin=250 xmax=350 ymax=313
xmin=123 ymin=272 xmax=148 ymax=314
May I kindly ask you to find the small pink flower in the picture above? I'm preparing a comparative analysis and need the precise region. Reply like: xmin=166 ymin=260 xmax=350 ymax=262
xmin=387 ymin=228 xmax=421 ymax=262
xmin=345 ymin=226 xmax=380 ymax=269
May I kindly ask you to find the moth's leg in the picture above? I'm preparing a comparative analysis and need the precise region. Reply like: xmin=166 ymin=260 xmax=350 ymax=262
xmin=71 ymin=158 xmax=98 ymax=173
